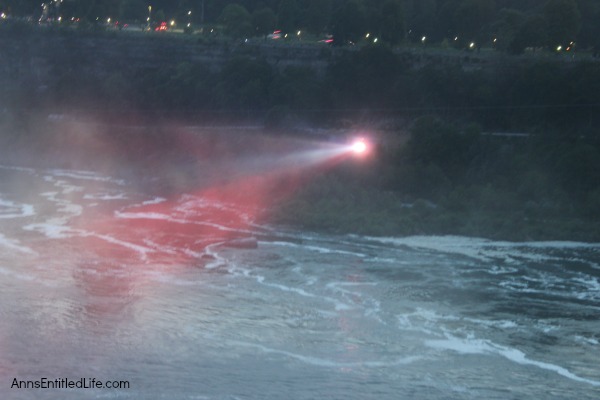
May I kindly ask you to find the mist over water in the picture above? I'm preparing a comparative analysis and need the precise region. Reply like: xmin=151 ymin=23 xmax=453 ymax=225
xmin=0 ymin=123 xmax=599 ymax=399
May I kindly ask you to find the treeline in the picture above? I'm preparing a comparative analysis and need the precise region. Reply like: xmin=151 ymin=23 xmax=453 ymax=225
xmin=9 ymin=44 xmax=598 ymax=133
xmin=2 ymin=0 xmax=599 ymax=51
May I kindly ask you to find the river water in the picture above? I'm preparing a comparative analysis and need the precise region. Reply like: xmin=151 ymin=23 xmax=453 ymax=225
xmin=1 ymin=164 xmax=599 ymax=399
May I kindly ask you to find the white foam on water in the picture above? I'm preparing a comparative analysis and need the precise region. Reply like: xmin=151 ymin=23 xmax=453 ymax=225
xmin=364 ymin=256 xmax=402 ymax=264
xmin=115 ymin=211 xmax=176 ymax=221
xmin=0 ymin=164 xmax=36 ymax=173
xmin=0 ymin=232 xmax=37 ymax=255
xmin=175 ymin=195 xmax=254 ymax=223
xmin=425 ymin=334 xmax=600 ymax=387
xmin=396 ymin=308 xmax=519 ymax=338
xmin=85 ymin=232 xmax=154 ymax=261
xmin=574 ymin=335 xmax=599 ymax=346
xmin=395 ymin=308 xmax=458 ymax=336
xmin=325 ymin=281 xmax=381 ymax=315
xmin=40 ymin=185 xmax=83 ymax=218
xmin=268 ymin=241 xmax=366 ymax=257
xmin=48 ymin=169 xmax=126 ymax=185
xmin=142 ymin=197 xmax=166 ymax=205
xmin=23 ymin=222 xmax=76 ymax=239
xmin=141 ymin=239 xmax=180 ymax=256
xmin=59 ymin=183 xmax=83 ymax=195
xmin=83 ymin=193 xmax=128 ymax=200
xmin=0 ymin=265 xmax=36 ymax=281
xmin=146 ymin=271 xmax=204 ymax=287
xmin=22 ymin=215 xmax=153 ymax=260
xmin=448 ymin=317 xmax=519 ymax=331
xmin=498 ymin=275 xmax=600 ymax=301
xmin=201 ymin=242 xmax=230 ymax=270
xmin=326 ymin=281 xmax=379 ymax=291
xmin=369 ymin=235 xmax=599 ymax=265
xmin=115 ymin=210 xmax=252 ymax=234
xmin=177 ymin=195 xmax=239 ymax=213
xmin=573 ymin=276 xmax=600 ymax=300
xmin=487 ymin=265 xmax=519 ymax=275
xmin=57 ymin=201 xmax=83 ymax=216
xmin=23 ymin=187 xmax=84 ymax=239
xmin=250 ymin=274 xmax=352 ymax=311
xmin=230 ymin=340 xmax=422 ymax=368
xmin=0 ymin=197 xmax=35 ymax=219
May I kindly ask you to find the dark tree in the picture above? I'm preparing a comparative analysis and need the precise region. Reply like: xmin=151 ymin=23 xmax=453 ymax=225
xmin=575 ymin=0 xmax=600 ymax=48
xmin=379 ymin=0 xmax=404 ymax=45
xmin=218 ymin=3 xmax=253 ymax=38
xmin=301 ymin=0 xmax=332 ymax=34
xmin=1 ymin=0 xmax=39 ymax=16
xmin=491 ymin=8 xmax=525 ymax=52
xmin=509 ymin=15 xmax=548 ymax=54
xmin=330 ymin=0 xmax=365 ymax=45
xmin=214 ymin=57 xmax=274 ymax=110
xmin=119 ymin=0 xmax=146 ymax=21
xmin=543 ymin=0 xmax=581 ymax=46
xmin=404 ymin=0 xmax=437 ymax=41
xmin=277 ymin=0 xmax=299 ymax=33
xmin=252 ymin=7 xmax=277 ymax=36
xmin=453 ymin=0 xmax=496 ymax=43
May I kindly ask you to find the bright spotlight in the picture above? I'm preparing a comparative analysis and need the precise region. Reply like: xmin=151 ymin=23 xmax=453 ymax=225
xmin=351 ymin=139 xmax=368 ymax=155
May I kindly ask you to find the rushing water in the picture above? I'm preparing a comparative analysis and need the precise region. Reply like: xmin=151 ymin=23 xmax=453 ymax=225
xmin=1 ymin=164 xmax=599 ymax=400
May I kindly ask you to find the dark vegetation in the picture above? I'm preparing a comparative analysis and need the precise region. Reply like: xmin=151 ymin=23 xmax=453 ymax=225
xmin=2 ymin=0 xmax=600 ymax=51
xmin=1 ymin=1 xmax=600 ymax=241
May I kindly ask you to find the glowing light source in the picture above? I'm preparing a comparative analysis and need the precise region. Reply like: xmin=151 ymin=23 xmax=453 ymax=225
xmin=351 ymin=139 xmax=368 ymax=155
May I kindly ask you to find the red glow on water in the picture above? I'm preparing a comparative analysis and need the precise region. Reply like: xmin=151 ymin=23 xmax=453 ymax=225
xmin=36 ymin=122 xmax=373 ymax=299
xmin=12 ymin=121 xmax=378 ymax=325
xmin=65 ymin=129 xmax=328 ymax=271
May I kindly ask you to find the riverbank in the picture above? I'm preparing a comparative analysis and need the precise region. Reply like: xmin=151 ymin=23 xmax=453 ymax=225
xmin=265 ymin=172 xmax=600 ymax=243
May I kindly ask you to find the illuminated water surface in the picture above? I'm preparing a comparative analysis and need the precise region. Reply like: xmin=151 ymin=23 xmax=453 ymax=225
xmin=0 ymin=164 xmax=599 ymax=400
